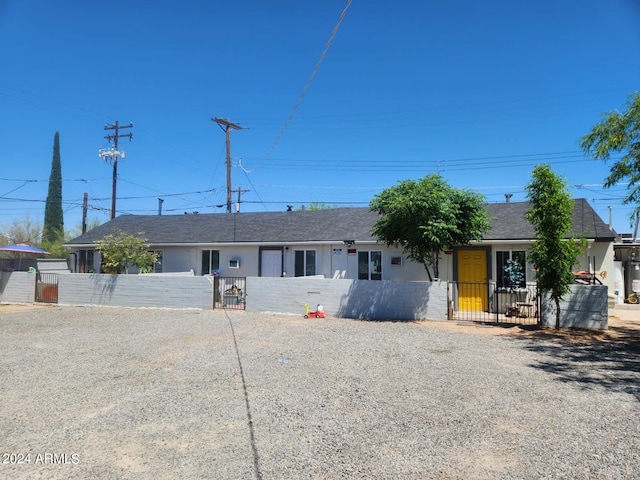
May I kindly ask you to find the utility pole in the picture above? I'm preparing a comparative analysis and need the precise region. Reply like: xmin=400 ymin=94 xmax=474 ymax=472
xmin=212 ymin=117 xmax=244 ymax=213
xmin=234 ymin=187 xmax=250 ymax=213
xmin=82 ymin=192 xmax=88 ymax=234
xmin=79 ymin=192 xmax=89 ymax=273
xmin=99 ymin=121 xmax=133 ymax=219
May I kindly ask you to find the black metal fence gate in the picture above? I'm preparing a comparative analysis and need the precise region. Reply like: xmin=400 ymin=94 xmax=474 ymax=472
xmin=447 ymin=281 xmax=539 ymax=325
xmin=36 ymin=273 xmax=58 ymax=303
xmin=214 ymin=276 xmax=246 ymax=310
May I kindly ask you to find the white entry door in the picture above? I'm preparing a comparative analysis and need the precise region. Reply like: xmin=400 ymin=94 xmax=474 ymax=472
xmin=261 ymin=249 xmax=283 ymax=277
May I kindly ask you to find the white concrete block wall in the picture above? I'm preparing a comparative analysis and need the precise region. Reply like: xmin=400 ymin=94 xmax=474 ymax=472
xmin=541 ymin=284 xmax=608 ymax=329
xmin=1 ymin=271 xmax=448 ymax=321
xmin=58 ymin=274 xmax=213 ymax=309
xmin=246 ymin=277 xmax=448 ymax=321
xmin=0 ymin=271 xmax=36 ymax=303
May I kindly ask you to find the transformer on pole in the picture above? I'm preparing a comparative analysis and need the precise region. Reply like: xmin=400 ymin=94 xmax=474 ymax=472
xmin=99 ymin=121 xmax=133 ymax=219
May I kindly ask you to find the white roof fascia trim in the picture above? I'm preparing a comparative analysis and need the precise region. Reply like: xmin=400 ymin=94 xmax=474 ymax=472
xmin=469 ymin=240 xmax=532 ymax=245
xmin=478 ymin=239 xmax=595 ymax=246
xmin=106 ymin=241 xmax=381 ymax=248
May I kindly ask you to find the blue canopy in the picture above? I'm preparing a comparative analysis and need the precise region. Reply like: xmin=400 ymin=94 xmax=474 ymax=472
xmin=0 ymin=244 xmax=49 ymax=254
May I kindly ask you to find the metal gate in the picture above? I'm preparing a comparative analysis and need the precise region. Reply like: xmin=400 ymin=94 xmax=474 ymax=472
xmin=448 ymin=281 xmax=539 ymax=325
xmin=214 ymin=276 xmax=246 ymax=310
xmin=36 ymin=273 xmax=58 ymax=303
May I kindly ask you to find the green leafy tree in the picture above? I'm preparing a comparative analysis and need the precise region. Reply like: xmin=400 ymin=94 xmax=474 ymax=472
xmin=296 ymin=202 xmax=337 ymax=211
xmin=66 ymin=219 xmax=103 ymax=240
xmin=95 ymin=229 xmax=160 ymax=274
xmin=370 ymin=174 xmax=491 ymax=280
xmin=43 ymin=131 xmax=64 ymax=245
xmin=525 ymin=165 xmax=585 ymax=329
xmin=580 ymin=92 xmax=640 ymax=222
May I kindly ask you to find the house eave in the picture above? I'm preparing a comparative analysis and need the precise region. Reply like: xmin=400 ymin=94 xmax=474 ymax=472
xmin=66 ymin=240 xmax=381 ymax=249
xmin=475 ymin=239 xmax=533 ymax=245
xmin=474 ymin=238 xmax=598 ymax=245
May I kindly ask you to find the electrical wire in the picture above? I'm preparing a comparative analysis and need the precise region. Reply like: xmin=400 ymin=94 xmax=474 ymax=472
xmin=0 ymin=146 xmax=629 ymax=220
xmin=0 ymin=177 xmax=110 ymax=183
xmin=240 ymin=169 xmax=268 ymax=211
xmin=240 ymin=0 xmax=352 ymax=174
xmin=236 ymin=150 xmax=620 ymax=171
xmin=0 ymin=181 xmax=34 ymax=199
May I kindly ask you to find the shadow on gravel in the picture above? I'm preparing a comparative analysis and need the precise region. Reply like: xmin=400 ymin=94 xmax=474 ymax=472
xmin=351 ymin=317 xmax=421 ymax=324
xmin=507 ymin=324 xmax=640 ymax=402
xmin=225 ymin=310 xmax=263 ymax=480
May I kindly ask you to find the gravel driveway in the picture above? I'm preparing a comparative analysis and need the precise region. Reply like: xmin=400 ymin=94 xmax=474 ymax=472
xmin=1 ymin=306 xmax=639 ymax=479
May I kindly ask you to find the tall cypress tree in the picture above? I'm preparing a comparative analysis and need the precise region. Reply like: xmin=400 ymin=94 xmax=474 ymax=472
xmin=43 ymin=131 xmax=64 ymax=244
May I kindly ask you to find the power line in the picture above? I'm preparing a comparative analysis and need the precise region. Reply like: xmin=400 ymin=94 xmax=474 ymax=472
xmin=90 ymin=188 xmax=220 ymax=201
xmin=241 ymin=168 xmax=268 ymax=211
xmin=0 ymin=177 xmax=109 ymax=183
xmin=237 ymin=156 xmax=592 ymax=173
xmin=69 ymin=181 xmax=640 ymax=215
xmin=240 ymin=0 xmax=353 ymax=174
xmin=0 ymin=166 xmax=627 ymax=209
xmin=237 ymin=150 xmax=615 ymax=168
xmin=0 ymin=142 xmax=628 ymax=221
xmin=0 ymin=181 xmax=35 ymax=199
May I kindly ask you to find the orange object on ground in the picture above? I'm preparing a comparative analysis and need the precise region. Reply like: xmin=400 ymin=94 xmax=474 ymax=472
xmin=304 ymin=304 xmax=326 ymax=318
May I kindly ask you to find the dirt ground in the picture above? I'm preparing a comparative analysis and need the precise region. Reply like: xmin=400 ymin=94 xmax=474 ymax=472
xmin=461 ymin=315 xmax=638 ymax=340
xmin=2 ymin=302 xmax=639 ymax=344
xmin=0 ymin=303 xmax=54 ymax=314
xmin=423 ymin=307 xmax=640 ymax=344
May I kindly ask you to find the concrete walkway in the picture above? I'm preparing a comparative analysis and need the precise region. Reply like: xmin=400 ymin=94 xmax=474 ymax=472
xmin=612 ymin=304 xmax=640 ymax=321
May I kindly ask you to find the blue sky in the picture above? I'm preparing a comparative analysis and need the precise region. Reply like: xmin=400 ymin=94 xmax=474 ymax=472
xmin=1 ymin=0 xmax=639 ymax=236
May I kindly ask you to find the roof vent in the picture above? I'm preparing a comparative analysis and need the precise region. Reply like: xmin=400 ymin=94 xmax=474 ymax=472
xmin=505 ymin=194 xmax=513 ymax=203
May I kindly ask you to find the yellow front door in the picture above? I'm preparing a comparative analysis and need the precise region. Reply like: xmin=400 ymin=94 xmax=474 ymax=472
xmin=457 ymin=249 xmax=488 ymax=311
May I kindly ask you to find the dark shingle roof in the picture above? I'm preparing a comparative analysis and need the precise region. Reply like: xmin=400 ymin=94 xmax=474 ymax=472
xmin=66 ymin=200 xmax=616 ymax=247
xmin=485 ymin=198 xmax=616 ymax=241
xmin=66 ymin=207 xmax=381 ymax=246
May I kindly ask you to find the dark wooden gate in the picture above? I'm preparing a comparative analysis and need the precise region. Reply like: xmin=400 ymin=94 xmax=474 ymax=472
xmin=36 ymin=273 xmax=58 ymax=303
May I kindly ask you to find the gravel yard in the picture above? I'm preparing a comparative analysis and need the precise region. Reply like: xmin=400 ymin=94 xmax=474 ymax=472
xmin=1 ymin=306 xmax=639 ymax=479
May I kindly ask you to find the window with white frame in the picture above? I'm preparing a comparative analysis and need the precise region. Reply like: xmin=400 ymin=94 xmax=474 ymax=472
xmin=294 ymin=250 xmax=316 ymax=277
xmin=496 ymin=250 xmax=526 ymax=289
xmin=202 ymin=249 xmax=220 ymax=275
xmin=358 ymin=250 xmax=382 ymax=280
